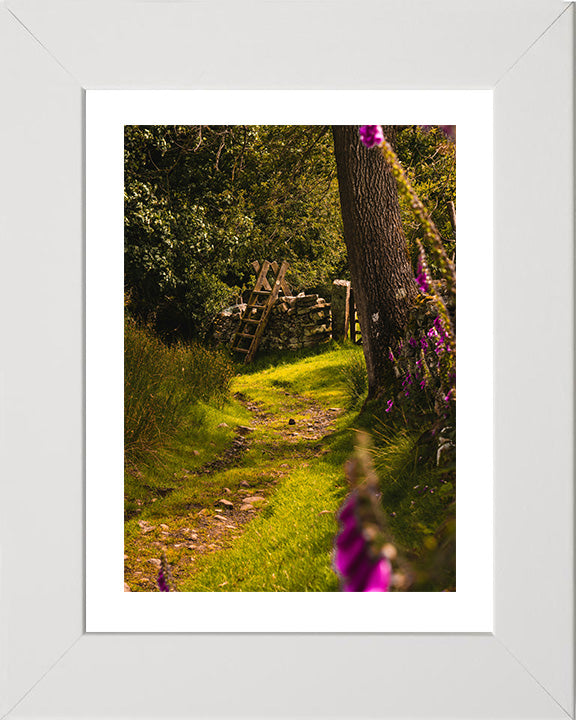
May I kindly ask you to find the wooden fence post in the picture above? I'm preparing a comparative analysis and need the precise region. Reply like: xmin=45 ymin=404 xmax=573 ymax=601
xmin=348 ymin=289 xmax=356 ymax=343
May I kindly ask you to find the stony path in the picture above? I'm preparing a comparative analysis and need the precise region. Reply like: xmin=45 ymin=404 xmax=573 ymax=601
xmin=124 ymin=390 xmax=343 ymax=591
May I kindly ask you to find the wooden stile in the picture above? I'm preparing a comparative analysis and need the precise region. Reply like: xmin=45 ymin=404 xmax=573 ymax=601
xmin=231 ymin=260 xmax=290 ymax=363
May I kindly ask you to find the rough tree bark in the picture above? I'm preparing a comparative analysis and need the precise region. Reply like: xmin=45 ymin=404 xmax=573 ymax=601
xmin=332 ymin=125 xmax=417 ymax=399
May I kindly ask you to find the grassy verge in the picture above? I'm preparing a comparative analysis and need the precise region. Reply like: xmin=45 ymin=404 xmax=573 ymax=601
xmin=125 ymin=318 xmax=234 ymax=460
xmin=124 ymin=399 xmax=252 ymax=519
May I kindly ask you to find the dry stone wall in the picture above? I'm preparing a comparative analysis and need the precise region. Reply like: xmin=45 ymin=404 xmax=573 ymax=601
xmin=212 ymin=293 xmax=332 ymax=352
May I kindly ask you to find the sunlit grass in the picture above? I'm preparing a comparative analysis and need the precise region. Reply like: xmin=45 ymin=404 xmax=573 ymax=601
xmin=179 ymin=460 xmax=349 ymax=592
xmin=124 ymin=399 xmax=251 ymax=519
xmin=125 ymin=341 xmax=454 ymax=592
xmin=233 ymin=342 xmax=363 ymax=409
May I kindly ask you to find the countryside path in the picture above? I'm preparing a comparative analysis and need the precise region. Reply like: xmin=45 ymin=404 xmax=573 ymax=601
xmin=124 ymin=389 xmax=343 ymax=591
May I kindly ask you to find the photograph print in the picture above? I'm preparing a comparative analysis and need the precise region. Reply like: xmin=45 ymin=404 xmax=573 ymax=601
xmin=123 ymin=124 xmax=456 ymax=593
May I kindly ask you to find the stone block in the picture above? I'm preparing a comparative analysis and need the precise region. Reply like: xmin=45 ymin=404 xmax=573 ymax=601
xmin=331 ymin=280 xmax=351 ymax=341
xmin=294 ymin=294 xmax=319 ymax=307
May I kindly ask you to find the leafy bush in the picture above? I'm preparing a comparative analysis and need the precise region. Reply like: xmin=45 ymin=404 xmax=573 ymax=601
xmin=124 ymin=319 xmax=233 ymax=459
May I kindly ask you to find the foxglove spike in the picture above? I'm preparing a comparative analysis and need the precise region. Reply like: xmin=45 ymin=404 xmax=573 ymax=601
xmin=358 ymin=125 xmax=384 ymax=149
xmin=334 ymin=491 xmax=391 ymax=592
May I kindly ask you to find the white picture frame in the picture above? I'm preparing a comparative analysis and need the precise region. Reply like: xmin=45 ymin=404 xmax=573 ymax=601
xmin=0 ymin=1 xmax=573 ymax=718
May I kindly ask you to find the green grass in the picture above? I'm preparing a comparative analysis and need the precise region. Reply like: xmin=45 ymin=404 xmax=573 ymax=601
xmin=125 ymin=398 xmax=251 ymax=517
xmin=179 ymin=460 xmax=347 ymax=592
xmin=340 ymin=350 xmax=368 ymax=409
xmin=125 ymin=341 xmax=455 ymax=592
xmin=125 ymin=318 xmax=234 ymax=460
xmin=369 ymin=424 xmax=455 ymax=552
xmin=233 ymin=341 xmax=362 ymax=408
xmin=179 ymin=346 xmax=361 ymax=591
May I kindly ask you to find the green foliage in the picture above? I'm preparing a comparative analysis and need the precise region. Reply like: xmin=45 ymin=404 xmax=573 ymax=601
xmin=124 ymin=318 xmax=233 ymax=460
xmin=370 ymin=423 xmax=455 ymax=546
xmin=395 ymin=126 xmax=456 ymax=274
xmin=377 ymin=129 xmax=456 ymax=504
xmin=125 ymin=125 xmax=346 ymax=340
xmin=124 ymin=124 xmax=455 ymax=342
xmin=353 ymin=129 xmax=457 ymax=588
xmin=345 ymin=407 xmax=455 ymax=590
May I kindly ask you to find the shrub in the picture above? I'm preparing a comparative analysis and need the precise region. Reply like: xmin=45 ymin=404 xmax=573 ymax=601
xmin=124 ymin=319 xmax=233 ymax=459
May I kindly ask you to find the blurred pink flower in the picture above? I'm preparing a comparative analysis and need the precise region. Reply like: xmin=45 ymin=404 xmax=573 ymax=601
xmin=334 ymin=493 xmax=391 ymax=592
xmin=359 ymin=125 xmax=384 ymax=149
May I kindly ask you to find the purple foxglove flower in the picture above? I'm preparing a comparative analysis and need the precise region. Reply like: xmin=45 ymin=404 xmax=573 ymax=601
xmin=157 ymin=554 xmax=172 ymax=592
xmin=433 ymin=316 xmax=449 ymax=343
xmin=385 ymin=399 xmax=394 ymax=413
xmin=359 ymin=125 xmax=384 ymax=149
xmin=415 ymin=252 xmax=432 ymax=293
xmin=335 ymin=493 xmax=391 ymax=592
xmin=415 ymin=273 xmax=429 ymax=293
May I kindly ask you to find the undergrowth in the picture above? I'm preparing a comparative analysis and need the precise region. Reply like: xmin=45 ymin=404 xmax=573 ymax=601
xmin=125 ymin=318 xmax=234 ymax=460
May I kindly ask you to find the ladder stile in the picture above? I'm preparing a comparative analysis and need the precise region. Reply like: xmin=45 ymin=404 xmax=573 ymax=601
xmin=231 ymin=260 xmax=289 ymax=363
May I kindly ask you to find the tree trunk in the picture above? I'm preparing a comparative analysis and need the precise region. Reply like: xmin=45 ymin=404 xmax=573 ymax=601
xmin=332 ymin=125 xmax=417 ymax=399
